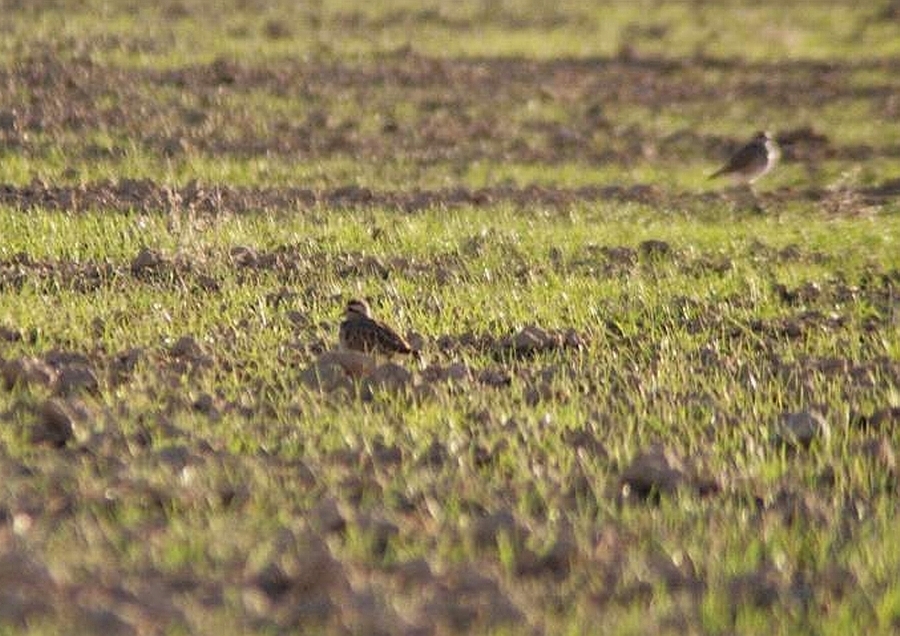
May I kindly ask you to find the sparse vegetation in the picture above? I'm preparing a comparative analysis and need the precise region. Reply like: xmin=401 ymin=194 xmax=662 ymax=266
xmin=1 ymin=1 xmax=899 ymax=634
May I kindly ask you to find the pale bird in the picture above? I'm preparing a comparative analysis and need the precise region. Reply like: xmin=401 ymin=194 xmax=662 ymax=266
xmin=709 ymin=131 xmax=780 ymax=184
xmin=339 ymin=299 xmax=414 ymax=357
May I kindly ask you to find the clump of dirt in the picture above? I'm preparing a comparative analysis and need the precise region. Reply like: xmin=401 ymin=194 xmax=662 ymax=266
xmin=775 ymin=410 xmax=831 ymax=450
xmin=497 ymin=324 xmax=587 ymax=358
xmin=2 ymin=356 xmax=56 ymax=389
xmin=432 ymin=325 xmax=588 ymax=360
xmin=619 ymin=444 xmax=719 ymax=501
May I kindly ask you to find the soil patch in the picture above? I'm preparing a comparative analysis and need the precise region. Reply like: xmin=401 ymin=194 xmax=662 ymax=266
xmin=1 ymin=179 xmax=894 ymax=215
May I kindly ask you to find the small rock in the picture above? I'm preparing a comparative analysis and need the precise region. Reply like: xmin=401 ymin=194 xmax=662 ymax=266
xmin=562 ymin=426 xmax=608 ymax=457
xmin=70 ymin=606 xmax=137 ymax=636
xmin=435 ymin=335 xmax=457 ymax=353
xmin=798 ymin=281 xmax=822 ymax=302
xmin=778 ymin=244 xmax=802 ymax=261
xmin=816 ymin=464 xmax=836 ymax=488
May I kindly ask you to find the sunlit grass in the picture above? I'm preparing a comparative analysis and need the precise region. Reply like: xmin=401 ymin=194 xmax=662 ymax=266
xmin=4 ymin=0 xmax=900 ymax=66
xmin=1 ymin=1 xmax=899 ymax=634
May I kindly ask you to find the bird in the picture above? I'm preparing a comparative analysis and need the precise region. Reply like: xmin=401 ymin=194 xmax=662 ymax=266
xmin=709 ymin=131 xmax=780 ymax=185
xmin=339 ymin=298 xmax=414 ymax=357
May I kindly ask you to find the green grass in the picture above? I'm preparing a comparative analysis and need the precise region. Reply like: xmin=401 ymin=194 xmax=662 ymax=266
xmin=1 ymin=1 xmax=900 ymax=634
xmin=1 ymin=202 xmax=899 ymax=633
xmin=4 ymin=0 xmax=900 ymax=66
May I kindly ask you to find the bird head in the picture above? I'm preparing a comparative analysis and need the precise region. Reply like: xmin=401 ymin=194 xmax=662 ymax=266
xmin=345 ymin=298 xmax=372 ymax=319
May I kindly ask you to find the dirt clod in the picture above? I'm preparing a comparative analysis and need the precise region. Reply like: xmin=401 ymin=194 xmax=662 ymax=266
xmin=857 ymin=437 xmax=896 ymax=472
xmin=230 ymin=245 xmax=258 ymax=267
xmin=620 ymin=444 xmax=692 ymax=500
xmin=3 ymin=357 xmax=56 ymax=389
xmin=728 ymin=564 xmax=784 ymax=609
xmin=0 ymin=325 xmax=22 ymax=342
xmin=776 ymin=410 xmax=830 ymax=450
xmin=466 ymin=509 xmax=529 ymax=549
xmin=170 ymin=335 xmax=203 ymax=359
xmin=0 ymin=549 xmax=57 ymax=627
xmin=638 ymin=239 xmax=672 ymax=257
xmin=364 ymin=362 xmax=413 ymax=394
xmin=314 ymin=350 xmax=377 ymax=380
xmin=32 ymin=400 xmax=75 ymax=447
xmin=54 ymin=364 xmax=99 ymax=396
xmin=131 ymin=248 xmax=167 ymax=276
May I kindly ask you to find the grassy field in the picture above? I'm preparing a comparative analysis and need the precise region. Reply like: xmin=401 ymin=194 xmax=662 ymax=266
xmin=1 ymin=1 xmax=900 ymax=634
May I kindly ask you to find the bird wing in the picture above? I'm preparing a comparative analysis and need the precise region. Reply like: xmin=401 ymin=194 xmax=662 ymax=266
xmin=709 ymin=141 xmax=764 ymax=179
xmin=373 ymin=319 xmax=412 ymax=354
xmin=341 ymin=317 xmax=412 ymax=354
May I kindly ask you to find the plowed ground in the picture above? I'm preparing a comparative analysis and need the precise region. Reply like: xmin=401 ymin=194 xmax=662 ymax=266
xmin=1 ymin=3 xmax=900 ymax=635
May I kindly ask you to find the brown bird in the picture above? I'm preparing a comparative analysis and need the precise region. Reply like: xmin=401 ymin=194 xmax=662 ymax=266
xmin=339 ymin=298 xmax=414 ymax=357
xmin=709 ymin=131 xmax=780 ymax=184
